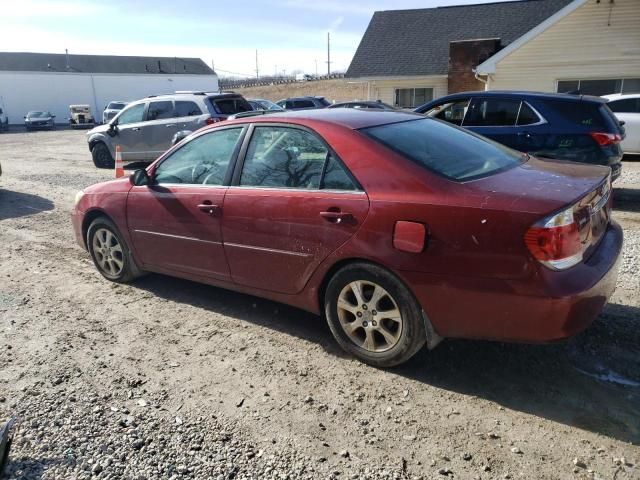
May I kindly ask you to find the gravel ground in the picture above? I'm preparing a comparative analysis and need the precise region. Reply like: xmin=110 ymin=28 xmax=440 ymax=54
xmin=1 ymin=130 xmax=639 ymax=480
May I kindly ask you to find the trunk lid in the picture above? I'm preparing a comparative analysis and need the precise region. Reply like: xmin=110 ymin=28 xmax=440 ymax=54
xmin=466 ymin=156 xmax=612 ymax=263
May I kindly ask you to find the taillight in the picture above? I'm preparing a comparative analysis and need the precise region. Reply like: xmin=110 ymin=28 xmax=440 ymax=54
xmin=589 ymin=132 xmax=621 ymax=146
xmin=205 ymin=117 xmax=220 ymax=125
xmin=524 ymin=207 xmax=586 ymax=270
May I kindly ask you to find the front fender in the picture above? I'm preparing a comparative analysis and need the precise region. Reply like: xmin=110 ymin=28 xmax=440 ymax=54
xmin=87 ymin=132 xmax=111 ymax=154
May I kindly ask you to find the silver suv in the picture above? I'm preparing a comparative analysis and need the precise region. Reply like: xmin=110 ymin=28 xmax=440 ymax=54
xmin=86 ymin=92 xmax=252 ymax=168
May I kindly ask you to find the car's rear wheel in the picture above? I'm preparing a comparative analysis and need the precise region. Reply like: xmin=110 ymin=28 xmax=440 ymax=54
xmin=87 ymin=217 xmax=142 ymax=283
xmin=324 ymin=262 xmax=426 ymax=367
xmin=92 ymin=142 xmax=114 ymax=169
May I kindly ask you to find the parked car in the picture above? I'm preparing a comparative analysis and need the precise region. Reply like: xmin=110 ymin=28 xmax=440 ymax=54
xmin=0 ymin=106 xmax=8 ymax=132
xmin=72 ymin=109 xmax=621 ymax=367
xmin=415 ymin=91 xmax=625 ymax=180
xmin=86 ymin=92 xmax=252 ymax=168
xmin=102 ymin=101 xmax=128 ymax=124
xmin=328 ymin=100 xmax=396 ymax=110
xmin=603 ymin=93 xmax=640 ymax=155
xmin=248 ymin=98 xmax=285 ymax=112
xmin=276 ymin=96 xmax=330 ymax=110
xmin=24 ymin=111 xmax=55 ymax=130
xmin=69 ymin=105 xmax=95 ymax=128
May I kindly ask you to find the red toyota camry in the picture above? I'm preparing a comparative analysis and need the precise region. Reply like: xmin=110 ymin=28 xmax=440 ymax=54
xmin=71 ymin=109 xmax=622 ymax=367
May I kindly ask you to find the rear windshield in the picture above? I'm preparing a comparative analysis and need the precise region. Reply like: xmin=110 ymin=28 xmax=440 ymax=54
xmin=316 ymin=97 xmax=331 ymax=107
xmin=361 ymin=118 xmax=524 ymax=181
xmin=544 ymin=100 xmax=606 ymax=129
xmin=209 ymin=96 xmax=252 ymax=115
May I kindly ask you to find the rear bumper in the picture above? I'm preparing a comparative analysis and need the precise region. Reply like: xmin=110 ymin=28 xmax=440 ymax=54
xmin=401 ymin=221 xmax=623 ymax=342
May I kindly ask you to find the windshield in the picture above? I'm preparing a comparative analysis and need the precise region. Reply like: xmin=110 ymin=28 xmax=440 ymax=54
xmin=361 ymin=118 xmax=524 ymax=181
xmin=255 ymin=100 xmax=284 ymax=111
xmin=27 ymin=111 xmax=50 ymax=118
xmin=107 ymin=102 xmax=126 ymax=110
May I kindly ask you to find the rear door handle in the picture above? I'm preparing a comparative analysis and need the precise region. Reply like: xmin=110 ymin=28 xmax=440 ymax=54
xmin=320 ymin=211 xmax=353 ymax=223
xmin=165 ymin=124 xmax=176 ymax=128
xmin=197 ymin=203 xmax=222 ymax=216
xmin=131 ymin=127 xmax=141 ymax=131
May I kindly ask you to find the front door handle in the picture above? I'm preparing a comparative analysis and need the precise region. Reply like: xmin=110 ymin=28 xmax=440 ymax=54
xmin=131 ymin=127 xmax=141 ymax=132
xmin=197 ymin=203 xmax=222 ymax=216
xmin=320 ymin=210 xmax=353 ymax=224
xmin=165 ymin=124 xmax=176 ymax=128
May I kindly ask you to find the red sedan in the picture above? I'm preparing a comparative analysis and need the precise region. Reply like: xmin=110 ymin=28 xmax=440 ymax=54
xmin=71 ymin=109 xmax=622 ymax=367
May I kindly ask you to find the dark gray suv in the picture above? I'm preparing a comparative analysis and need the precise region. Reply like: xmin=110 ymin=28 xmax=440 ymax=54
xmin=276 ymin=96 xmax=330 ymax=110
xmin=87 ymin=92 xmax=252 ymax=168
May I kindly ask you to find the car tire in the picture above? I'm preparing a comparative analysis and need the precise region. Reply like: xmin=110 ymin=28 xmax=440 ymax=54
xmin=324 ymin=262 xmax=427 ymax=368
xmin=92 ymin=142 xmax=114 ymax=169
xmin=87 ymin=217 xmax=144 ymax=283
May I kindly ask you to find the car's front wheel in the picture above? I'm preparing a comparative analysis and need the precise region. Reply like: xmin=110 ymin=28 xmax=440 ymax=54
xmin=324 ymin=262 xmax=427 ymax=367
xmin=87 ymin=217 xmax=143 ymax=283
xmin=91 ymin=142 xmax=114 ymax=169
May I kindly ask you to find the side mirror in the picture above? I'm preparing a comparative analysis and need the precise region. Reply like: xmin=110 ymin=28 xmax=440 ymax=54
xmin=107 ymin=123 xmax=118 ymax=137
xmin=52 ymin=115 xmax=56 ymax=118
xmin=130 ymin=169 xmax=150 ymax=187
xmin=172 ymin=130 xmax=192 ymax=146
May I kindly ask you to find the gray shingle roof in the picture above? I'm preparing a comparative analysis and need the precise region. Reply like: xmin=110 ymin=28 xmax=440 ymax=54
xmin=346 ymin=0 xmax=573 ymax=78
xmin=0 ymin=52 xmax=215 ymax=75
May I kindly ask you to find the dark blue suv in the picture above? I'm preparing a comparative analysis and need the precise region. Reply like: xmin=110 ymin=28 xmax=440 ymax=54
xmin=415 ymin=91 xmax=624 ymax=180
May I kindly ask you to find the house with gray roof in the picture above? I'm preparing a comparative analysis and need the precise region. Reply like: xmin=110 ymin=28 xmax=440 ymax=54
xmin=346 ymin=0 xmax=640 ymax=108
xmin=0 ymin=52 xmax=218 ymax=125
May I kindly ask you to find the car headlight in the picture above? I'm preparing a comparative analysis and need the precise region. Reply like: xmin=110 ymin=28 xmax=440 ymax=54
xmin=74 ymin=190 xmax=85 ymax=207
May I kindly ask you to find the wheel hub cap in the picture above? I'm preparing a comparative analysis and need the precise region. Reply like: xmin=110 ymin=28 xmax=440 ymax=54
xmin=92 ymin=228 xmax=124 ymax=277
xmin=336 ymin=280 xmax=403 ymax=353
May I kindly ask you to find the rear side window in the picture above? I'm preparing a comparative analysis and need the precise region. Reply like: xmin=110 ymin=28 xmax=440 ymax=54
xmin=322 ymin=155 xmax=357 ymax=190
xmin=545 ymin=100 xmax=605 ymax=128
xmin=175 ymin=101 xmax=203 ymax=117
xmin=147 ymin=101 xmax=174 ymax=121
xmin=516 ymin=102 xmax=540 ymax=125
xmin=362 ymin=118 xmax=523 ymax=182
xmin=293 ymin=100 xmax=316 ymax=109
xmin=607 ymin=98 xmax=640 ymax=113
xmin=316 ymin=98 xmax=330 ymax=107
xmin=210 ymin=97 xmax=252 ymax=115
xmin=464 ymin=98 xmax=520 ymax=126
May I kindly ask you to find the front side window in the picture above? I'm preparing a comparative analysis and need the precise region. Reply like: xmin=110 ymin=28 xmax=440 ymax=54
xmin=362 ymin=118 xmax=523 ymax=182
xmin=175 ymin=101 xmax=203 ymax=117
xmin=432 ymin=99 xmax=470 ymax=126
xmin=154 ymin=128 xmax=243 ymax=185
xmin=116 ymin=103 xmax=145 ymax=125
xmin=464 ymin=98 xmax=521 ymax=126
xmin=395 ymin=88 xmax=433 ymax=108
xmin=239 ymin=126 xmax=355 ymax=190
xmin=147 ymin=101 xmax=174 ymax=121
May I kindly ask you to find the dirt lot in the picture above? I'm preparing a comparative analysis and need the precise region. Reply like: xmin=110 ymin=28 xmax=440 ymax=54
xmin=0 ymin=130 xmax=639 ymax=480
xmin=233 ymin=79 xmax=368 ymax=103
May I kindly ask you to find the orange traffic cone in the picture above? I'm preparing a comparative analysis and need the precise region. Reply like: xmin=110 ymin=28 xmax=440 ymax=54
xmin=115 ymin=145 xmax=124 ymax=178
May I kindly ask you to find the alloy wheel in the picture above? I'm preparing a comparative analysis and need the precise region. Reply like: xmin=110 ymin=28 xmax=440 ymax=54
xmin=337 ymin=280 xmax=403 ymax=352
xmin=92 ymin=228 xmax=124 ymax=277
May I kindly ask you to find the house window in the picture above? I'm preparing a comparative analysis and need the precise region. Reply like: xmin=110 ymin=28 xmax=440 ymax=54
xmin=395 ymin=88 xmax=433 ymax=108
xmin=557 ymin=78 xmax=640 ymax=96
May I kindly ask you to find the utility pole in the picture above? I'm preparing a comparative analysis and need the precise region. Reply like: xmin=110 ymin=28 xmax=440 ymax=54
xmin=326 ymin=32 xmax=331 ymax=76
xmin=315 ymin=59 xmax=318 ymax=77
xmin=255 ymin=49 xmax=259 ymax=79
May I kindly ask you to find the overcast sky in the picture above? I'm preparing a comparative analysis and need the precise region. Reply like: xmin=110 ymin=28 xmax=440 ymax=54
xmin=5 ymin=0 xmax=514 ymax=77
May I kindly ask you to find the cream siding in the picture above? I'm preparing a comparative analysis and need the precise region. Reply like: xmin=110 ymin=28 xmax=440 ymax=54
xmin=488 ymin=0 xmax=640 ymax=92
xmin=365 ymin=76 xmax=448 ymax=106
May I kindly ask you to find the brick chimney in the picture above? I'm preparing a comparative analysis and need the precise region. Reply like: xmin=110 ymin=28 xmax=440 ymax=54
xmin=448 ymin=39 xmax=501 ymax=93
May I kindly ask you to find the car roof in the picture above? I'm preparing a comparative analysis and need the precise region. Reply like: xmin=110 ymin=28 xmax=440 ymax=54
xmin=278 ymin=96 xmax=326 ymax=101
xmin=424 ymin=90 xmax=607 ymax=104
xmin=224 ymin=108 xmax=422 ymax=130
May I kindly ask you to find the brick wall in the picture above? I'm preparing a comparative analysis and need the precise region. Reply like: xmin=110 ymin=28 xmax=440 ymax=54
xmin=448 ymin=39 xmax=501 ymax=93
